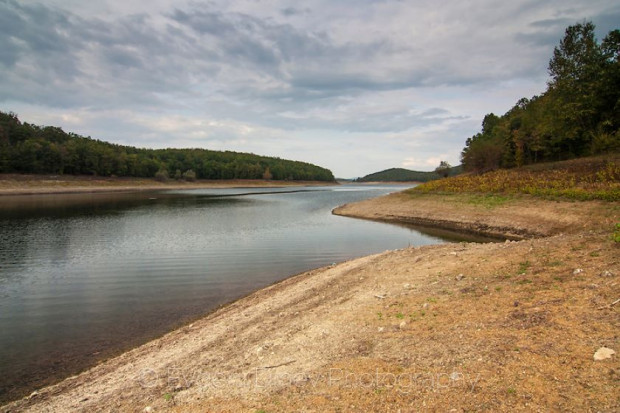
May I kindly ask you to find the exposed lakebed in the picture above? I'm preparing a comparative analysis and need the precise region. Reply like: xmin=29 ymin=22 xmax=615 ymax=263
xmin=0 ymin=184 xmax=489 ymax=402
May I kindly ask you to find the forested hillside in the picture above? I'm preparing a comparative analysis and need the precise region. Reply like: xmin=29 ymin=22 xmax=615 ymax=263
xmin=0 ymin=112 xmax=335 ymax=181
xmin=357 ymin=165 xmax=462 ymax=182
xmin=461 ymin=22 xmax=619 ymax=172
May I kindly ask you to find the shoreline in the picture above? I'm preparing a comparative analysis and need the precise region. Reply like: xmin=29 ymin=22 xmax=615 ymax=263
xmin=2 ymin=191 xmax=618 ymax=412
xmin=0 ymin=175 xmax=336 ymax=196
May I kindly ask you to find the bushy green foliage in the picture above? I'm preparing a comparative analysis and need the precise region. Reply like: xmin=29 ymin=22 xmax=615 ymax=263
xmin=461 ymin=22 xmax=620 ymax=172
xmin=0 ymin=112 xmax=335 ymax=182
xmin=434 ymin=161 xmax=452 ymax=178
xmin=154 ymin=168 xmax=169 ymax=182
xmin=357 ymin=165 xmax=462 ymax=182
xmin=182 ymin=169 xmax=196 ymax=181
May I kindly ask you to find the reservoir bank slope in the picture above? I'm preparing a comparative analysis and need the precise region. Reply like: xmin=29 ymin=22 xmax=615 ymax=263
xmin=0 ymin=175 xmax=333 ymax=196
xmin=2 ymin=191 xmax=619 ymax=412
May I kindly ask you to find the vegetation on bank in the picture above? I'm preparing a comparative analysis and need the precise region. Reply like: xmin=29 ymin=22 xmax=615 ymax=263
xmin=0 ymin=111 xmax=335 ymax=182
xmin=356 ymin=165 xmax=462 ymax=182
xmin=461 ymin=22 xmax=619 ymax=172
xmin=411 ymin=154 xmax=620 ymax=201
xmin=415 ymin=22 xmax=620 ymax=202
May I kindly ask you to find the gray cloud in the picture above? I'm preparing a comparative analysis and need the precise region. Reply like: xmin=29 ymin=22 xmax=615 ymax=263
xmin=1 ymin=0 xmax=618 ymax=176
xmin=280 ymin=7 xmax=310 ymax=17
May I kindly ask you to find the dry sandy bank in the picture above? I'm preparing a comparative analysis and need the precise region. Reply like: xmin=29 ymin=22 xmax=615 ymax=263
xmin=0 ymin=175 xmax=333 ymax=196
xmin=2 ymin=192 xmax=619 ymax=412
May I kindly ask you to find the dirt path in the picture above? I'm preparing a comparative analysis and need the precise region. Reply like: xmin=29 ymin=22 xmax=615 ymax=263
xmin=2 ymin=192 xmax=619 ymax=412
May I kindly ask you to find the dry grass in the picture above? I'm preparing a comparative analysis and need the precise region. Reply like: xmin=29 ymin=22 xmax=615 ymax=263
xmin=412 ymin=154 xmax=620 ymax=201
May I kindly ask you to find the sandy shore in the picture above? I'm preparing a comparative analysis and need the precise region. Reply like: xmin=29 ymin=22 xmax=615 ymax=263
xmin=0 ymin=175 xmax=334 ymax=196
xmin=2 ymin=191 xmax=619 ymax=412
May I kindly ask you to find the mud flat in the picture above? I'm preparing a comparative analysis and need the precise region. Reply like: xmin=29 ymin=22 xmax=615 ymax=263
xmin=2 ymin=192 xmax=619 ymax=412
xmin=0 ymin=175 xmax=333 ymax=196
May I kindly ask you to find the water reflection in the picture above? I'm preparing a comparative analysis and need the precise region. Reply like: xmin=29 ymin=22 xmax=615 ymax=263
xmin=0 ymin=185 xmax=482 ymax=403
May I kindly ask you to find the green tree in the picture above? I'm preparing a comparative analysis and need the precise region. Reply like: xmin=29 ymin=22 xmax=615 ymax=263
xmin=435 ymin=161 xmax=452 ymax=178
xmin=547 ymin=21 xmax=605 ymax=156
xmin=154 ymin=168 xmax=169 ymax=182
xmin=182 ymin=169 xmax=196 ymax=181
xmin=462 ymin=21 xmax=619 ymax=171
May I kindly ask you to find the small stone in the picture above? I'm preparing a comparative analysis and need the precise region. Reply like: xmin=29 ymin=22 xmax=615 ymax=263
xmin=403 ymin=283 xmax=411 ymax=289
xmin=573 ymin=268 xmax=584 ymax=275
xmin=422 ymin=303 xmax=429 ymax=309
xmin=143 ymin=407 xmax=153 ymax=413
xmin=455 ymin=274 xmax=465 ymax=281
xmin=593 ymin=347 xmax=615 ymax=361
xmin=399 ymin=321 xmax=407 ymax=330
xmin=600 ymin=270 xmax=615 ymax=277
xmin=28 ymin=391 xmax=39 ymax=399
xmin=378 ymin=327 xmax=384 ymax=332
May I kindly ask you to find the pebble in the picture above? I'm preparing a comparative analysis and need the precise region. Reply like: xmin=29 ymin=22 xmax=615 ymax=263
xmin=143 ymin=407 xmax=153 ymax=413
xmin=455 ymin=274 xmax=465 ymax=281
xmin=593 ymin=347 xmax=615 ymax=361
xmin=573 ymin=268 xmax=584 ymax=275
xmin=600 ymin=270 xmax=615 ymax=277
xmin=399 ymin=321 xmax=407 ymax=330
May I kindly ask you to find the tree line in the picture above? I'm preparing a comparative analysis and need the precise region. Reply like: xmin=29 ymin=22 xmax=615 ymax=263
xmin=0 ymin=111 xmax=335 ymax=182
xmin=461 ymin=22 xmax=619 ymax=172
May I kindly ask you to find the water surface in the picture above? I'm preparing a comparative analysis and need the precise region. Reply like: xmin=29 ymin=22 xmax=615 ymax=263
xmin=0 ymin=184 xmax=482 ymax=402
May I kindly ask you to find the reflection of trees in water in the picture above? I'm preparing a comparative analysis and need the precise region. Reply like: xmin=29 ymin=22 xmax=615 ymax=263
xmin=0 ymin=219 xmax=73 ymax=277
xmin=0 ymin=192 xmax=249 ymax=219
xmin=0 ymin=193 xmax=249 ymax=282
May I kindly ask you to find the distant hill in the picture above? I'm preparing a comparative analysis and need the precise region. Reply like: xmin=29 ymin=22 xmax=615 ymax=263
xmin=356 ymin=165 xmax=462 ymax=182
xmin=0 ymin=111 xmax=335 ymax=182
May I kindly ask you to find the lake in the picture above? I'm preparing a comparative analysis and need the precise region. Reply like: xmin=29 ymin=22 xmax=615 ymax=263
xmin=0 ymin=184 xmax=485 ymax=402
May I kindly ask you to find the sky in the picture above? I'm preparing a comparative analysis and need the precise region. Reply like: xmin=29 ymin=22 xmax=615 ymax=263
xmin=1 ymin=0 xmax=619 ymax=178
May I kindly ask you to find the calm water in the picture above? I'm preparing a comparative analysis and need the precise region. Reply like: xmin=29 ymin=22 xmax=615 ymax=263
xmin=0 ymin=184 xmax=483 ymax=402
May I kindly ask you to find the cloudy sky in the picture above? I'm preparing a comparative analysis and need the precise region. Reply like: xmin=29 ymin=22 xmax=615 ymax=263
xmin=1 ymin=0 xmax=618 ymax=178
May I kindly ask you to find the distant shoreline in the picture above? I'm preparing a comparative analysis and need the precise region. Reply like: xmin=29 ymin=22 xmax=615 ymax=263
xmin=0 ymin=174 xmax=336 ymax=196
xmin=349 ymin=180 xmax=423 ymax=185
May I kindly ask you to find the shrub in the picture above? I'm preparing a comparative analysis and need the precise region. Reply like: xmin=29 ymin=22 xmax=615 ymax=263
xmin=182 ymin=169 xmax=197 ymax=182
xmin=154 ymin=168 xmax=169 ymax=182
